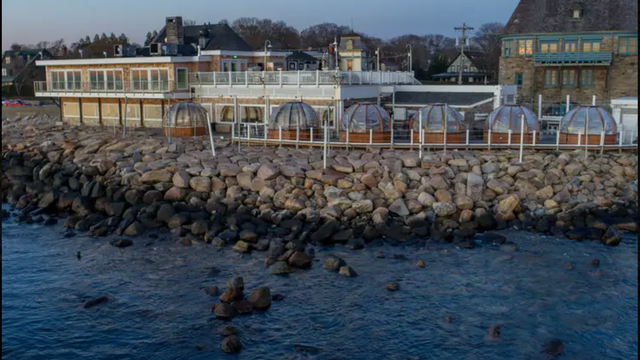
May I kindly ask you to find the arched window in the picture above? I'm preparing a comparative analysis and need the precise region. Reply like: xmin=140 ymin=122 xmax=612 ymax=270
xmin=346 ymin=40 xmax=354 ymax=50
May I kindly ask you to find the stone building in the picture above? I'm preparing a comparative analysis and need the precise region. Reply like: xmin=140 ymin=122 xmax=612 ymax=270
xmin=499 ymin=0 xmax=638 ymax=107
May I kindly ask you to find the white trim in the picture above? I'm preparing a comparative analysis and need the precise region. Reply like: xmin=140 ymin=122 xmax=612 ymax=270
xmin=35 ymin=92 xmax=192 ymax=99
xmin=62 ymin=101 xmax=80 ymax=118
xmin=176 ymin=67 xmax=189 ymax=90
xmin=130 ymin=68 xmax=170 ymax=91
xmin=201 ymin=50 xmax=291 ymax=57
xmin=88 ymin=68 xmax=124 ymax=91
xmin=125 ymin=103 xmax=141 ymax=120
xmin=36 ymin=56 xmax=212 ymax=66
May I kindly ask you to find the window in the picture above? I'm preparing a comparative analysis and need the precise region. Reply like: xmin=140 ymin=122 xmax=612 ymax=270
xmin=346 ymin=40 xmax=354 ymax=50
xmin=89 ymin=69 xmax=123 ymax=91
xmin=221 ymin=59 xmax=248 ymax=72
xmin=571 ymin=8 xmax=583 ymax=20
xmin=102 ymin=104 xmax=119 ymax=120
xmin=176 ymin=68 xmax=188 ymax=90
xmin=545 ymin=69 xmax=558 ymax=87
xmin=564 ymin=40 xmax=578 ymax=53
xmin=562 ymin=69 xmax=577 ymax=86
xmin=131 ymin=68 xmax=169 ymax=91
xmin=143 ymin=104 xmax=163 ymax=122
xmin=5 ymin=57 xmax=10 ymax=64
xmin=515 ymin=73 xmax=523 ymax=87
xmin=503 ymin=40 xmax=513 ymax=56
xmin=580 ymin=69 xmax=594 ymax=86
xmin=619 ymin=37 xmax=638 ymax=54
xmin=582 ymin=39 xmax=601 ymax=52
xmin=517 ymin=39 xmax=534 ymax=56
xmin=540 ymin=41 xmax=559 ymax=53
xmin=50 ymin=70 xmax=82 ymax=91
xmin=82 ymin=103 xmax=99 ymax=119
xmin=2 ymin=68 xmax=6 ymax=76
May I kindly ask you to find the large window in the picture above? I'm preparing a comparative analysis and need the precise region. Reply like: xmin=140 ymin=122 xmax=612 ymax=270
xmin=221 ymin=60 xmax=247 ymax=72
xmin=619 ymin=37 xmax=638 ymax=54
xmin=89 ymin=69 xmax=123 ymax=91
xmin=131 ymin=68 xmax=169 ymax=91
xmin=564 ymin=39 xmax=578 ymax=53
xmin=580 ymin=69 xmax=594 ymax=87
xmin=562 ymin=69 xmax=577 ymax=86
xmin=503 ymin=40 xmax=513 ymax=56
xmin=517 ymin=39 xmax=534 ymax=56
xmin=176 ymin=68 xmax=189 ymax=90
xmin=540 ymin=40 xmax=559 ymax=53
xmin=582 ymin=39 xmax=601 ymax=52
xmin=544 ymin=70 xmax=558 ymax=87
xmin=50 ymin=70 xmax=82 ymax=91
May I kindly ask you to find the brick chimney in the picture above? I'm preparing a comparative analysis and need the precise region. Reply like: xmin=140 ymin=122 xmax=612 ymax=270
xmin=62 ymin=46 xmax=68 ymax=58
xmin=165 ymin=16 xmax=184 ymax=44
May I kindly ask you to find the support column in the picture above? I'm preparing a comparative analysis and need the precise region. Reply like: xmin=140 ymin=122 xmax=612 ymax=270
xmin=98 ymin=98 xmax=103 ymax=125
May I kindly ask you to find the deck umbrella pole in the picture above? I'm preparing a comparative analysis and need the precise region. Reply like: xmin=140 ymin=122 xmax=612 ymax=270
xmin=600 ymin=130 xmax=605 ymax=155
xmin=585 ymin=108 xmax=589 ymax=159
xmin=324 ymin=120 xmax=328 ymax=170
xmin=207 ymin=113 xmax=216 ymax=157
xmin=123 ymin=96 xmax=128 ymax=139
xmin=419 ymin=109 xmax=423 ymax=159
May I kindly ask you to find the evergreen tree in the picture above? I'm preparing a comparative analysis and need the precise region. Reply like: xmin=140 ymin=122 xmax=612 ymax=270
xmin=144 ymin=32 xmax=153 ymax=46
xmin=118 ymin=33 xmax=128 ymax=43
xmin=93 ymin=34 xmax=100 ymax=42
xmin=100 ymin=33 xmax=108 ymax=41
xmin=85 ymin=35 xmax=91 ymax=44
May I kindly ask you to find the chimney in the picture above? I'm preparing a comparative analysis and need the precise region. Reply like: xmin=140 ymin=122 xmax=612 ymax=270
xmin=62 ymin=46 xmax=68 ymax=58
xmin=165 ymin=16 xmax=184 ymax=45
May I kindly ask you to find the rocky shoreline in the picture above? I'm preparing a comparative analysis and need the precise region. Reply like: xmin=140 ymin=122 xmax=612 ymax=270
xmin=2 ymin=115 xmax=639 ymax=257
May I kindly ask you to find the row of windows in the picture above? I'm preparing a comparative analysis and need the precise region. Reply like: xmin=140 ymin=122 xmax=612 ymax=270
xmin=515 ymin=69 xmax=595 ymax=87
xmin=48 ymin=68 xmax=190 ymax=91
xmin=503 ymin=36 xmax=638 ymax=56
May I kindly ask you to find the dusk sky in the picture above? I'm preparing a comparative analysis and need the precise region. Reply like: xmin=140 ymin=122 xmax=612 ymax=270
xmin=2 ymin=0 xmax=517 ymax=50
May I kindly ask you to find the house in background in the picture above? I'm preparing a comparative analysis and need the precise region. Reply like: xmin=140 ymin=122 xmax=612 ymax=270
xmin=286 ymin=51 xmax=321 ymax=71
xmin=2 ymin=48 xmax=53 ymax=96
xmin=337 ymin=33 xmax=371 ymax=71
xmin=431 ymin=50 xmax=491 ymax=84
xmin=499 ymin=0 xmax=638 ymax=111
xmin=380 ymin=59 xmax=400 ymax=72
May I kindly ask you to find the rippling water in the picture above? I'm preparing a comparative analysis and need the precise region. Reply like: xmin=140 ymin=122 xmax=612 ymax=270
xmin=2 ymin=206 xmax=638 ymax=360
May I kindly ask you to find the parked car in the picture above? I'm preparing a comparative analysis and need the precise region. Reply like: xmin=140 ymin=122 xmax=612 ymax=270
xmin=2 ymin=99 xmax=31 ymax=107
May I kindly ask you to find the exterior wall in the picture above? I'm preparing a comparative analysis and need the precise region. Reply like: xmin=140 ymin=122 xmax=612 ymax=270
xmin=499 ymin=33 xmax=639 ymax=104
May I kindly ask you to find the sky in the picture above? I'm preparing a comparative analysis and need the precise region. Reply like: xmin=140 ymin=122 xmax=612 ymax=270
xmin=2 ymin=0 xmax=517 ymax=50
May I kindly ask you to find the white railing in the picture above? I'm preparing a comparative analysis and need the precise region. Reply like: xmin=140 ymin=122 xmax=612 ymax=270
xmin=189 ymin=70 xmax=420 ymax=87
xmin=229 ymin=122 xmax=638 ymax=158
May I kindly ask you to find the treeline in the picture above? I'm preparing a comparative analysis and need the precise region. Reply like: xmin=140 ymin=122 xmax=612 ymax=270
xmin=9 ymin=18 xmax=504 ymax=79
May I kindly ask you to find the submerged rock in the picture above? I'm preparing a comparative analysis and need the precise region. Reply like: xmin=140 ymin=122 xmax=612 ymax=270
xmin=247 ymin=286 xmax=271 ymax=310
xmin=220 ymin=335 xmax=242 ymax=353
xmin=339 ymin=266 xmax=358 ymax=277
xmin=83 ymin=295 xmax=110 ymax=308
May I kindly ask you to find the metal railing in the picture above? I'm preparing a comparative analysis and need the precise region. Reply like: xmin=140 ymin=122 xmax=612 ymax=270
xmin=228 ymin=122 xmax=638 ymax=153
xmin=533 ymin=51 xmax=613 ymax=65
xmin=34 ymin=81 xmax=178 ymax=94
xmin=188 ymin=70 xmax=420 ymax=87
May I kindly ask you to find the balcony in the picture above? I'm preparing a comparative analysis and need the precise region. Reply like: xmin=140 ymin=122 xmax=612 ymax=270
xmin=33 ymin=81 xmax=190 ymax=99
xmin=188 ymin=71 xmax=420 ymax=87
xmin=533 ymin=51 xmax=613 ymax=66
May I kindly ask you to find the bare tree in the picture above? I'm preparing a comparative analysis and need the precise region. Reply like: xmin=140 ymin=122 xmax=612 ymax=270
xmin=300 ymin=23 xmax=351 ymax=49
xmin=231 ymin=17 xmax=300 ymax=49
xmin=472 ymin=22 xmax=504 ymax=80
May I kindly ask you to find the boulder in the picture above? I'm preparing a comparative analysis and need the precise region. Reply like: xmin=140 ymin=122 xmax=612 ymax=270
xmin=496 ymin=195 xmax=520 ymax=221
xmin=418 ymin=192 xmax=436 ymax=208
xmin=232 ymin=300 xmax=254 ymax=314
xmin=433 ymin=202 xmax=457 ymax=217
xmin=172 ymin=171 xmax=190 ymax=188
xmin=111 ymin=239 xmax=133 ymax=248
xmin=189 ymin=177 xmax=211 ymax=193
xmin=219 ymin=277 xmax=244 ymax=303
xmin=389 ymin=198 xmax=410 ymax=217
xmin=466 ymin=173 xmax=484 ymax=201
xmin=247 ymin=286 xmax=271 ymax=310
xmin=288 ymin=251 xmax=312 ymax=269
xmin=602 ymin=227 xmax=621 ymax=246
xmin=220 ymin=335 xmax=242 ymax=353
xmin=269 ymin=261 xmax=293 ymax=275
xmin=361 ymin=173 xmax=378 ymax=188
xmin=257 ymin=164 xmax=280 ymax=180
xmin=352 ymin=199 xmax=374 ymax=214
xmin=339 ymin=266 xmax=358 ymax=277
xmin=233 ymin=241 xmax=251 ymax=253
xmin=140 ymin=170 xmax=173 ymax=184
xmin=164 ymin=187 xmax=189 ymax=202
xmin=324 ymin=256 xmax=347 ymax=271
xmin=213 ymin=303 xmax=237 ymax=320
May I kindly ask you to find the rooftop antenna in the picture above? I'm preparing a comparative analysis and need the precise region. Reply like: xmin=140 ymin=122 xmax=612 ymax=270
xmin=454 ymin=22 xmax=474 ymax=85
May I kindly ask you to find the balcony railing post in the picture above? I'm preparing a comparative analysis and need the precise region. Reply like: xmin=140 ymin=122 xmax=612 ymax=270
xmin=229 ymin=70 xmax=232 ymax=88
xmin=245 ymin=71 xmax=249 ymax=87
xmin=566 ymin=95 xmax=571 ymax=114
xmin=577 ymin=131 xmax=582 ymax=147
xmin=297 ymin=71 xmax=301 ymax=87
xmin=600 ymin=130 xmax=605 ymax=155
xmin=538 ymin=94 xmax=543 ymax=119
xmin=488 ymin=129 xmax=492 ymax=151
xmin=508 ymin=129 xmax=512 ymax=146
xmin=532 ymin=130 xmax=537 ymax=148
xmin=419 ymin=110 xmax=423 ymax=159
xmin=296 ymin=126 xmax=300 ymax=149
xmin=619 ymin=125 xmax=624 ymax=154
xmin=369 ymin=129 xmax=373 ymax=145
xmin=316 ymin=70 xmax=320 ymax=87
xmin=519 ymin=115 xmax=525 ymax=163
xmin=556 ymin=130 xmax=561 ymax=151
xmin=213 ymin=72 xmax=217 ymax=87
xmin=310 ymin=127 xmax=314 ymax=144
xmin=466 ymin=129 xmax=470 ymax=146
xmin=279 ymin=69 xmax=283 ymax=87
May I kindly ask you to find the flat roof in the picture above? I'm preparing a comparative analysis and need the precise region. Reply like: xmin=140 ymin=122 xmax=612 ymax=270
xmin=36 ymin=56 xmax=213 ymax=66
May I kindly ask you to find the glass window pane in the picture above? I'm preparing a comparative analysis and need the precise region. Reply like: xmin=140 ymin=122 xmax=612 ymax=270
xmin=177 ymin=68 xmax=187 ymax=89
xmin=160 ymin=70 xmax=169 ymax=90
xmin=115 ymin=70 xmax=123 ymax=90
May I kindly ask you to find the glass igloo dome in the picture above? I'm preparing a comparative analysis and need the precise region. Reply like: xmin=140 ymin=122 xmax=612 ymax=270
xmin=410 ymin=104 xmax=466 ymax=133
xmin=268 ymin=102 xmax=319 ymax=130
xmin=341 ymin=103 xmax=391 ymax=133
xmin=163 ymin=102 xmax=208 ymax=129
xmin=486 ymin=104 xmax=539 ymax=133
xmin=560 ymin=106 xmax=617 ymax=135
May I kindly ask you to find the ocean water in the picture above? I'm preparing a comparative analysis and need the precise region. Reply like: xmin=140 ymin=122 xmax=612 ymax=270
xmin=2 ymin=207 xmax=638 ymax=360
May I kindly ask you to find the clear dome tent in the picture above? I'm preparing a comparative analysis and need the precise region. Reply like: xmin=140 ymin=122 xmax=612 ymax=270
xmin=485 ymin=104 xmax=540 ymax=144
xmin=409 ymin=104 xmax=467 ymax=144
xmin=341 ymin=103 xmax=391 ymax=133
xmin=162 ymin=102 xmax=209 ymax=137
xmin=267 ymin=102 xmax=320 ymax=141
xmin=559 ymin=106 xmax=618 ymax=145
xmin=268 ymin=102 xmax=319 ymax=130
xmin=340 ymin=103 xmax=392 ymax=143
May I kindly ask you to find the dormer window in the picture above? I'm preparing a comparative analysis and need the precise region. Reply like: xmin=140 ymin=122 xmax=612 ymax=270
xmin=346 ymin=40 xmax=354 ymax=50
xmin=571 ymin=4 xmax=583 ymax=20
